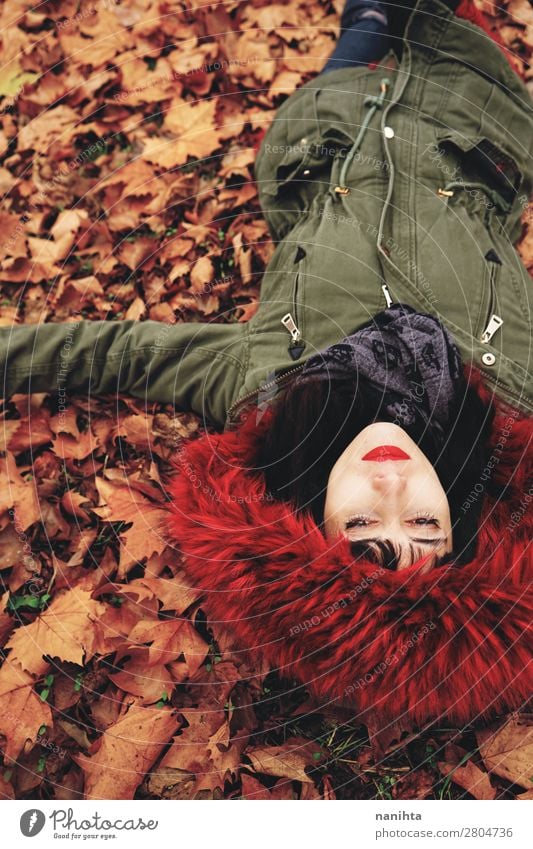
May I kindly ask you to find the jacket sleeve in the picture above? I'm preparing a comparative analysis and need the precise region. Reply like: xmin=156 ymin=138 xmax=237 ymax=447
xmin=0 ymin=319 xmax=246 ymax=427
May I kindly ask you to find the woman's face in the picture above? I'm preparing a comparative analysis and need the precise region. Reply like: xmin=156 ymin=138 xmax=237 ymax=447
xmin=323 ymin=422 xmax=452 ymax=570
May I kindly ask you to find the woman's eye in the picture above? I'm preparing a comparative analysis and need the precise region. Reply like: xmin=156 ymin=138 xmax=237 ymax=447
xmin=410 ymin=516 xmax=440 ymax=527
xmin=345 ymin=515 xmax=374 ymax=529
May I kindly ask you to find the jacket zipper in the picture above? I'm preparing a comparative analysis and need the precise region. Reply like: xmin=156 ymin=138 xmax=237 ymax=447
xmin=382 ymin=283 xmax=393 ymax=307
xmin=480 ymin=312 xmax=503 ymax=344
xmin=479 ymin=260 xmax=503 ymax=343
xmin=226 ymin=361 xmax=308 ymax=424
xmin=230 ymin=282 xmax=394 ymax=424
xmin=281 ymin=245 xmax=307 ymax=359
xmin=479 ymin=220 xmax=504 ymax=345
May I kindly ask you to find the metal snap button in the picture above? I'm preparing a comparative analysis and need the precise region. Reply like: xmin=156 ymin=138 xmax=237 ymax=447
xmin=384 ymin=126 xmax=395 ymax=139
xmin=303 ymin=169 xmax=310 ymax=176
xmin=481 ymin=352 xmax=496 ymax=366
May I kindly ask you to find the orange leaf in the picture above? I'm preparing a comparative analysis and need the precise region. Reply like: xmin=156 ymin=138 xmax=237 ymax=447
xmin=92 ymin=478 xmax=168 ymax=577
xmin=74 ymin=703 xmax=179 ymax=800
xmin=163 ymin=99 xmax=224 ymax=161
xmin=0 ymin=453 xmax=40 ymax=531
xmin=0 ymin=662 xmax=52 ymax=763
xmin=5 ymin=587 xmax=106 ymax=675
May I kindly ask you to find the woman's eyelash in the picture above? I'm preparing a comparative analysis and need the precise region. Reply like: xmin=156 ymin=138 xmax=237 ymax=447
xmin=345 ymin=514 xmax=374 ymax=528
xmin=411 ymin=511 xmax=440 ymax=527
xmin=345 ymin=511 xmax=440 ymax=529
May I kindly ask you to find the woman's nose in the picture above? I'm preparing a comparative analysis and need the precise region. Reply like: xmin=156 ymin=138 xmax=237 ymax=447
xmin=371 ymin=470 xmax=407 ymax=495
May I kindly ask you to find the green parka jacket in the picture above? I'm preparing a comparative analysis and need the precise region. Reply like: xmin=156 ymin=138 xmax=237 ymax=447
xmin=1 ymin=0 xmax=532 ymax=425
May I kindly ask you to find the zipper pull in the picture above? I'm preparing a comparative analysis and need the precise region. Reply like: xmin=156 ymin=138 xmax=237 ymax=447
xmin=480 ymin=314 xmax=503 ymax=344
xmin=382 ymin=283 xmax=393 ymax=308
xmin=281 ymin=312 xmax=301 ymax=342
xmin=281 ymin=313 xmax=305 ymax=360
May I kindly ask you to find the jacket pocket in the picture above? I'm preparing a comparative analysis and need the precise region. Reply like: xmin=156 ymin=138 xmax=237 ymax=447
xmin=477 ymin=247 xmax=503 ymax=345
xmin=433 ymin=128 xmax=523 ymax=215
xmin=281 ymin=244 xmax=307 ymax=360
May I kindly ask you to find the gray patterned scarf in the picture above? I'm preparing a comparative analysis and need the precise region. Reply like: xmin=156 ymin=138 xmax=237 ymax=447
xmin=294 ymin=303 xmax=463 ymax=443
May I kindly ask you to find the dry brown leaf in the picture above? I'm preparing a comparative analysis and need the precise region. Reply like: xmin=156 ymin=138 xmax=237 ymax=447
xmin=0 ymin=211 xmax=27 ymax=259
xmin=246 ymin=737 xmax=323 ymax=783
xmin=109 ymin=657 xmax=175 ymax=703
xmin=477 ymin=714 xmax=533 ymax=790
xmin=0 ymin=453 xmax=40 ymax=531
xmin=189 ymin=255 xmax=215 ymax=293
xmin=125 ymin=618 xmax=202 ymax=667
xmin=0 ymin=661 xmax=53 ymax=763
xmin=159 ymin=707 xmax=242 ymax=794
xmin=438 ymin=743 xmax=496 ymax=800
xmin=5 ymin=587 xmax=106 ymax=675
xmin=164 ymin=98 xmax=221 ymax=153
xmin=91 ymin=477 xmax=168 ymax=577
xmin=74 ymin=702 xmax=179 ymax=800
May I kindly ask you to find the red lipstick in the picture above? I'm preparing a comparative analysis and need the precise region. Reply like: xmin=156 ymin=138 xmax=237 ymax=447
xmin=362 ymin=445 xmax=411 ymax=461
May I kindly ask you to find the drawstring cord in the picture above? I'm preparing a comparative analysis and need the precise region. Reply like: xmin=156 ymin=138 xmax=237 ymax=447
xmin=335 ymin=77 xmax=390 ymax=195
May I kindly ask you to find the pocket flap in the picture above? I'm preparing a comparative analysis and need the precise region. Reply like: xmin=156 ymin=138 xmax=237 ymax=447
xmin=434 ymin=129 xmax=523 ymax=209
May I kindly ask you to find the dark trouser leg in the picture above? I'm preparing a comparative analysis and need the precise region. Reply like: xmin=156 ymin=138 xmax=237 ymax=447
xmin=320 ymin=0 xmax=391 ymax=74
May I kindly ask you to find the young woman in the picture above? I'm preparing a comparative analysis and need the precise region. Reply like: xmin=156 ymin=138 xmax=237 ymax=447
xmin=1 ymin=0 xmax=532 ymax=724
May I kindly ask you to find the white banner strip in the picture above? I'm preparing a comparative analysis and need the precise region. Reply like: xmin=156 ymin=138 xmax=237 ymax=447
xmin=2 ymin=799 xmax=532 ymax=848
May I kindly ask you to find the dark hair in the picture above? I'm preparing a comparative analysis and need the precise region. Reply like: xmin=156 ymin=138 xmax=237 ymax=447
xmin=252 ymin=373 xmax=495 ymax=567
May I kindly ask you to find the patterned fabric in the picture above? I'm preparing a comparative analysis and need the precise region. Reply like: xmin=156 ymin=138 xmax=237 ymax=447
xmin=294 ymin=303 xmax=463 ymax=441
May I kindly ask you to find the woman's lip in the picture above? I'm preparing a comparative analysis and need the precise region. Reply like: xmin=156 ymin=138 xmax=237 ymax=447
xmin=361 ymin=445 xmax=411 ymax=461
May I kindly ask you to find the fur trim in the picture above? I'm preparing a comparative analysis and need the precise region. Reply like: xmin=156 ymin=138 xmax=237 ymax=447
xmin=165 ymin=367 xmax=532 ymax=726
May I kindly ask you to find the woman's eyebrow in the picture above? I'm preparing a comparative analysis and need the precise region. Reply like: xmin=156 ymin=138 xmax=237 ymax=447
xmin=410 ymin=537 xmax=447 ymax=546
xmin=354 ymin=536 xmax=447 ymax=547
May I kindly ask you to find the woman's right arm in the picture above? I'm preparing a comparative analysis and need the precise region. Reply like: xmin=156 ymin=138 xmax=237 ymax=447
xmin=0 ymin=319 xmax=246 ymax=426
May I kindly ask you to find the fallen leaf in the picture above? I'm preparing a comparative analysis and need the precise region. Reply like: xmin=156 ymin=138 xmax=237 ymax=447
xmin=477 ymin=714 xmax=533 ymax=790
xmin=0 ymin=662 xmax=52 ymax=763
xmin=92 ymin=478 xmax=169 ymax=578
xmin=438 ymin=743 xmax=496 ymax=800
xmin=5 ymin=587 xmax=106 ymax=675
xmin=246 ymin=737 xmax=323 ymax=783
xmin=73 ymin=702 xmax=179 ymax=799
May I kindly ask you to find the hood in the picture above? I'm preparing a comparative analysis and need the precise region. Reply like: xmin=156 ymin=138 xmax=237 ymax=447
xmin=165 ymin=367 xmax=532 ymax=727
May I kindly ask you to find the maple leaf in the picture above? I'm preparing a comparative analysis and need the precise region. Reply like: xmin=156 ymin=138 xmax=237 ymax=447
xmin=4 ymin=587 xmax=106 ymax=675
xmin=163 ymin=99 xmax=224 ymax=162
xmin=160 ymin=708 xmax=240 ymax=796
xmin=109 ymin=657 xmax=175 ymax=704
xmin=92 ymin=477 xmax=169 ymax=578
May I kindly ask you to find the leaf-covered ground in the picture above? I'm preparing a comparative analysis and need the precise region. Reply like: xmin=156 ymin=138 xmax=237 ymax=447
xmin=0 ymin=0 xmax=532 ymax=800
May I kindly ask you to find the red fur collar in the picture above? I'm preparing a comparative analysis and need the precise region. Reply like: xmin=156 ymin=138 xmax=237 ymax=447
xmin=166 ymin=368 xmax=532 ymax=726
